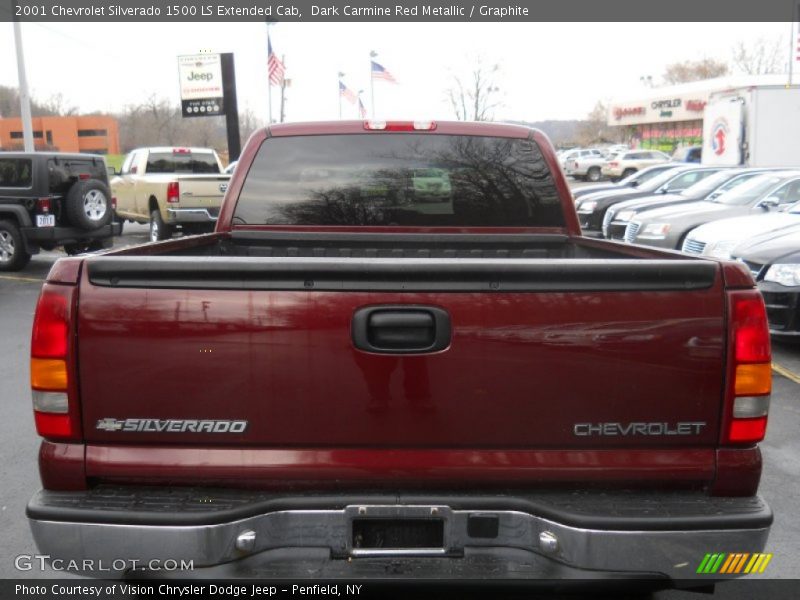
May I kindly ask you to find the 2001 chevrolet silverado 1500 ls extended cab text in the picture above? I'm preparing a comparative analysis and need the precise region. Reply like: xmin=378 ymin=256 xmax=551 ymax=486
xmin=26 ymin=121 xmax=773 ymax=586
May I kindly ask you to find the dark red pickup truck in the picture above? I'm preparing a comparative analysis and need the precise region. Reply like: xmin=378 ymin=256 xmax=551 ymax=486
xmin=26 ymin=121 xmax=773 ymax=585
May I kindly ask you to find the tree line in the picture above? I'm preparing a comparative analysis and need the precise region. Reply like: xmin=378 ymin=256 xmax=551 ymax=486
xmin=0 ymin=86 xmax=261 ymax=160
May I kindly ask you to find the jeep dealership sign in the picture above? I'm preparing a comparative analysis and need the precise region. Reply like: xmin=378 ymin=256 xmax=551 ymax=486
xmin=178 ymin=54 xmax=224 ymax=117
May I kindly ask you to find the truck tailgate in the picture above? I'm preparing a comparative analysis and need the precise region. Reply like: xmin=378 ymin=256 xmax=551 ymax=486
xmin=175 ymin=174 xmax=229 ymax=207
xmin=76 ymin=257 xmax=725 ymax=460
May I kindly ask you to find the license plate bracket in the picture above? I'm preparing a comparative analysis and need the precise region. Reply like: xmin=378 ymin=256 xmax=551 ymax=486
xmin=345 ymin=505 xmax=452 ymax=557
xmin=352 ymin=518 xmax=444 ymax=551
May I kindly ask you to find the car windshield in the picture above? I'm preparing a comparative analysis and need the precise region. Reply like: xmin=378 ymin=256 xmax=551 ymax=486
xmin=633 ymin=167 xmax=689 ymax=192
xmin=234 ymin=134 xmax=565 ymax=227
xmin=679 ymin=170 xmax=735 ymax=196
xmin=712 ymin=175 xmax=785 ymax=206
xmin=620 ymin=164 xmax=672 ymax=185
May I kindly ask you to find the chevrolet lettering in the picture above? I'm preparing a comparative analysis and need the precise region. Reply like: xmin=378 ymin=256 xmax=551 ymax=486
xmin=573 ymin=422 xmax=707 ymax=437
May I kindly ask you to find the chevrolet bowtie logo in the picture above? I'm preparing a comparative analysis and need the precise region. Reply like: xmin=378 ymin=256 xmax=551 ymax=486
xmin=96 ymin=418 xmax=123 ymax=431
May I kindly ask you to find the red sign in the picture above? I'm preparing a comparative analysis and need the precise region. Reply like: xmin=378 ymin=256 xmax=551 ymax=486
xmin=686 ymin=100 xmax=706 ymax=112
xmin=613 ymin=106 xmax=646 ymax=120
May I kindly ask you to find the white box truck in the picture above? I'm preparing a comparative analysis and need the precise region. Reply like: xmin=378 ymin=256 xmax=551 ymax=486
xmin=702 ymin=85 xmax=800 ymax=167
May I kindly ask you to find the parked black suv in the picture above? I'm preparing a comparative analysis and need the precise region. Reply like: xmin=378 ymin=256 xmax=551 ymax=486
xmin=0 ymin=152 xmax=120 ymax=271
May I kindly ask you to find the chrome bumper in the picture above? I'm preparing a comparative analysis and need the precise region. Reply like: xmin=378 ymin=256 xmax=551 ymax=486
xmin=28 ymin=489 xmax=771 ymax=580
xmin=166 ymin=208 xmax=218 ymax=224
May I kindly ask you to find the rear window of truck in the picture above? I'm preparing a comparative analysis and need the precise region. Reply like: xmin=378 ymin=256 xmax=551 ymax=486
xmin=233 ymin=134 xmax=564 ymax=227
xmin=146 ymin=152 xmax=220 ymax=174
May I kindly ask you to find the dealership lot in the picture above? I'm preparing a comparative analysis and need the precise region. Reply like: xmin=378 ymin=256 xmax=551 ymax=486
xmin=1 ymin=222 xmax=799 ymax=587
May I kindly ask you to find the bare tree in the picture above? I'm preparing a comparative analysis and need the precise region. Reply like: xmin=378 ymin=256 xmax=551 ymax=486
xmin=731 ymin=37 xmax=786 ymax=75
xmin=446 ymin=60 xmax=504 ymax=121
xmin=239 ymin=108 xmax=263 ymax=143
xmin=577 ymin=101 xmax=620 ymax=146
xmin=0 ymin=85 xmax=68 ymax=117
xmin=41 ymin=93 xmax=78 ymax=116
xmin=662 ymin=58 xmax=729 ymax=85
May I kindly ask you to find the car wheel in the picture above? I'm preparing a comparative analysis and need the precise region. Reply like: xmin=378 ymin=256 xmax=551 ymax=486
xmin=66 ymin=179 xmax=113 ymax=230
xmin=149 ymin=209 xmax=172 ymax=242
xmin=587 ymin=167 xmax=601 ymax=182
xmin=621 ymin=168 xmax=637 ymax=179
xmin=0 ymin=219 xmax=32 ymax=271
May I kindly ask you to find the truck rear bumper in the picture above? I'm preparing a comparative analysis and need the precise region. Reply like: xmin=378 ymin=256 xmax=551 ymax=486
xmin=27 ymin=487 xmax=771 ymax=580
xmin=166 ymin=207 xmax=219 ymax=224
xmin=21 ymin=222 xmax=120 ymax=247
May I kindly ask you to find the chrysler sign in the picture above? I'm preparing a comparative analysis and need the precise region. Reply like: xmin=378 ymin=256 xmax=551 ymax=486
xmin=178 ymin=53 xmax=224 ymax=117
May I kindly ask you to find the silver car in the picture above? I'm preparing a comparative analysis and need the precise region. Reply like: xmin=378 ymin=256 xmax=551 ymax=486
xmin=625 ymin=171 xmax=800 ymax=250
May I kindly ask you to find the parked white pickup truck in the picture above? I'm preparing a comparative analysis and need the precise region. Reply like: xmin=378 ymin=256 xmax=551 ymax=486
xmin=565 ymin=150 xmax=608 ymax=182
xmin=111 ymin=147 xmax=231 ymax=242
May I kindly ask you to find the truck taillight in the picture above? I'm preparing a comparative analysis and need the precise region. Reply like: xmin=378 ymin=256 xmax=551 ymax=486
xmin=724 ymin=291 xmax=771 ymax=444
xmin=36 ymin=197 xmax=51 ymax=214
xmin=31 ymin=284 xmax=81 ymax=441
xmin=111 ymin=196 xmax=117 ymax=210
xmin=167 ymin=181 xmax=180 ymax=203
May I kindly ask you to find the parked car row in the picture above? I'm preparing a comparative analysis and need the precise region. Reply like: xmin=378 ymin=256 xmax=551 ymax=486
xmin=0 ymin=147 xmax=236 ymax=270
xmin=560 ymin=145 xmax=700 ymax=183
xmin=574 ymin=163 xmax=800 ymax=338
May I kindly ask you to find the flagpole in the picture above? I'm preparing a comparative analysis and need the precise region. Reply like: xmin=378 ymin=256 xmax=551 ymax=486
xmin=369 ymin=50 xmax=377 ymax=118
xmin=338 ymin=72 xmax=344 ymax=119
xmin=280 ymin=54 xmax=287 ymax=123
xmin=266 ymin=24 xmax=273 ymax=124
xmin=790 ymin=3 xmax=798 ymax=87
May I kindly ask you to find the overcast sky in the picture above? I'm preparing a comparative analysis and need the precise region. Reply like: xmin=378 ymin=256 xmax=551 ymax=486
xmin=0 ymin=21 xmax=791 ymax=124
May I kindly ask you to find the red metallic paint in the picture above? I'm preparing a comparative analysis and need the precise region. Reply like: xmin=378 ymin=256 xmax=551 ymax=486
xmin=45 ymin=257 xmax=83 ymax=285
xmin=712 ymin=447 xmax=762 ymax=496
xmin=85 ymin=446 xmax=715 ymax=489
xmin=76 ymin=272 xmax=726 ymax=452
xmin=33 ymin=121 xmax=768 ymax=497
xmin=39 ymin=441 xmax=86 ymax=490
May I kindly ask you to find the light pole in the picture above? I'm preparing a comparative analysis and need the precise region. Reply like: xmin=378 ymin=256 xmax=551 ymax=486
xmin=13 ymin=20 xmax=34 ymax=152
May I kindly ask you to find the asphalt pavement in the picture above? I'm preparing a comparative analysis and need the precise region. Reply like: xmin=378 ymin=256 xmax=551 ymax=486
xmin=0 ymin=220 xmax=798 ymax=593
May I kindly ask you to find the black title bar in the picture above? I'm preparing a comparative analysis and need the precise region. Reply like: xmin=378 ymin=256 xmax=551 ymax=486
xmin=2 ymin=0 xmax=800 ymax=22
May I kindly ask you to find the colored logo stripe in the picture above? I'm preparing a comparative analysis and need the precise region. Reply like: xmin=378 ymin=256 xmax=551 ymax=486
xmin=698 ymin=553 xmax=773 ymax=574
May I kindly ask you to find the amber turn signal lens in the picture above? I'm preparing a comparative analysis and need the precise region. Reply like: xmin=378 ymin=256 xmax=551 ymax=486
xmin=734 ymin=363 xmax=771 ymax=396
xmin=30 ymin=358 xmax=68 ymax=390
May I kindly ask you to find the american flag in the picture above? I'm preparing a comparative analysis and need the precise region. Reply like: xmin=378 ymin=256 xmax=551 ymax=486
xmin=339 ymin=81 xmax=357 ymax=104
xmin=358 ymin=98 xmax=367 ymax=118
xmin=371 ymin=60 xmax=397 ymax=83
xmin=268 ymin=35 xmax=285 ymax=86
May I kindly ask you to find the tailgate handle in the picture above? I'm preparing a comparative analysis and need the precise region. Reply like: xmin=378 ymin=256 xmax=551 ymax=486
xmin=352 ymin=306 xmax=451 ymax=354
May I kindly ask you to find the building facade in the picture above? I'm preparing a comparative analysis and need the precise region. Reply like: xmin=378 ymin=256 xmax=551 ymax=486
xmin=0 ymin=115 xmax=119 ymax=155
xmin=607 ymin=75 xmax=788 ymax=152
